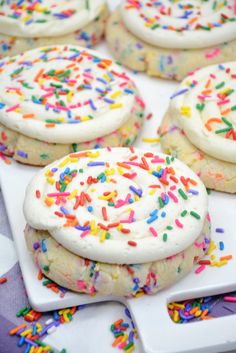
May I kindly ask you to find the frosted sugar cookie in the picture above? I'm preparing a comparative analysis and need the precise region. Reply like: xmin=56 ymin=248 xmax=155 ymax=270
xmin=0 ymin=0 xmax=108 ymax=58
xmin=0 ymin=46 xmax=145 ymax=166
xmin=24 ymin=148 xmax=211 ymax=296
xmin=106 ymin=0 xmax=236 ymax=80
xmin=160 ymin=62 xmax=236 ymax=193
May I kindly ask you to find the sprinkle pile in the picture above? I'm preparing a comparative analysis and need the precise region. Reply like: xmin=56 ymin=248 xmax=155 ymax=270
xmin=195 ymin=226 xmax=232 ymax=275
xmin=124 ymin=0 xmax=236 ymax=34
xmin=110 ymin=308 xmax=138 ymax=353
xmin=169 ymin=292 xmax=236 ymax=323
xmin=9 ymin=303 xmax=87 ymax=353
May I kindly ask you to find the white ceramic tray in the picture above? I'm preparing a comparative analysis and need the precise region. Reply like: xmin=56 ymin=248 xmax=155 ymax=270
xmin=1 ymin=4 xmax=236 ymax=350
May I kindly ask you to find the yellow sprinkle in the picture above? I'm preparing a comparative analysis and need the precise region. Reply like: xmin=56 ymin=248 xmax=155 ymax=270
xmin=100 ymin=230 xmax=107 ymax=243
xmin=42 ymin=346 xmax=52 ymax=352
xmin=87 ymin=151 xmax=100 ymax=158
xmin=135 ymin=291 xmax=144 ymax=298
xmin=99 ymin=191 xmax=116 ymax=200
xmin=90 ymin=188 xmax=96 ymax=192
xmin=29 ymin=346 xmax=35 ymax=353
xmin=210 ymin=254 xmax=216 ymax=260
xmin=172 ymin=303 xmax=185 ymax=309
xmin=134 ymin=195 xmax=140 ymax=201
xmin=67 ymin=91 xmax=73 ymax=103
xmin=36 ymin=348 xmax=43 ymax=353
xmin=110 ymin=90 xmax=122 ymax=99
xmin=46 ymin=177 xmax=55 ymax=185
xmin=63 ymin=312 xmax=70 ymax=322
xmin=180 ymin=106 xmax=191 ymax=117
xmin=59 ymin=157 xmax=71 ymax=167
xmin=67 ymin=189 xmax=78 ymax=200
xmin=103 ymin=73 xmax=111 ymax=82
xmin=57 ymin=117 xmax=65 ymax=123
xmin=121 ymin=334 xmax=128 ymax=343
xmin=117 ymin=224 xmax=123 ymax=231
xmin=90 ymin=220 xmax=96 ymax=233
xmin=142 ymin=137 xmax=160 ymax=143
xmin=207 ymin=241 xmax=216 ymax=255
xmin=70 ymin=158 xmax=79 ymax=163
xmin=105 ymin=168 xmax=115 ymax=176
xmin=44 ymin=197 xmax=54 ymax=207
xmin=80 ymin=116 xmax=91 ymax=122
xmin=126 ymin=346 xmax=135 ymax=353
xmin=20 ymin=329 xmax=32 ymax=337
xmin=195 ymin=310 xmax=202 ymax=317
xmin=149 ymin=188 xmax=157 ymax=195
xmin=173 ymin=310 xmax=179 ymax=322
xmin=110 ymin=103 xmax=122 ymax=109
xmin=117 ymin=167 xmax=123 ymax=175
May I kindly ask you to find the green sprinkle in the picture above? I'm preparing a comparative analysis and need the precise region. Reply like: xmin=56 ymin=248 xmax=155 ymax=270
xmin=221 ymin=117 xmax=232 ymax=127
xmin=158 ymin=196 xmax=164 ymax=208
xmin=178 ymin=188 xmax=188 ymax=200
xmin=215 ymin=81 xmax=225 ymax=89
xmin=181 ymin=210 xmax=188 ymax=217
xmin=108 ymin=202 xmax=115 ymax=206
xmin=111 ymin=324 xmax=115 ymax=332
xmin=163 ymin=233 xmax=168 ymax=242
xmin=72 ymin=143 xmax=78 ymax=152
xmin=60 ymin=184 xmax=67 ymax=192
xmin=196 ymin=103 xmax=205 ymax=111
xmin=231 ymin=105 xmax=236 ymax=111
xmin=40 ymin=153 xmax=49 ymax=160
xmin=124 ymin=342 xmax=134 ymax=350
xmin=166 ymin=156 xmax=171 ymax=165
xmin=43 ymin=265 xmax=49 ymax=272
xmin=190 ymin=211 xmax=201 ymax=220
xmin=166 ymin=226 xmax=173 ymax=230
xmin=79 ymin=169 xmax=84 ymax=173
xmin=215 ymin=127 xmax=231 ymax=134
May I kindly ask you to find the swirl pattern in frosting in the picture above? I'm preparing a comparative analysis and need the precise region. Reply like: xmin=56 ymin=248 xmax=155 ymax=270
xmin=24 ymin=148 xmax=208 ymax=264
xmin=0 ymin=45 xmax=140 ymax=144
xmin=121 ymin=0 xmax=236 ymax=49
xmin=169 ymin=62 xmax=236 ymax=163
xmin=0 ymin=0 xmax=105 ymax=37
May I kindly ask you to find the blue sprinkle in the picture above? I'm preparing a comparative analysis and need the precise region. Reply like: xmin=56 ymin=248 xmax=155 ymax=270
xmin=87 ymin=206 xmax=93 ymax=213
xmin=216 ymin=228 xmax=224 ymax=233
xmin=219 ymin=241 xmax=224 ymax=251
xmin=161 ymin=212 xmax=166 ymax=218
xmin=41 ymin=239 xmax=47 ymax=253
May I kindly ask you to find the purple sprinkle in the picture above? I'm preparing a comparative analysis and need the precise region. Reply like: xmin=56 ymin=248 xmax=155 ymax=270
xmin=188 ymin=189 xmax=199 ymax=195
xmin=17 ymin=150 xmax=28 ymax=158
xmin=33 ymin=242 xmax=40 ymax=250
xmin=170 ymin=88 xmax=189 ymax=99
xmin=216 ymin=228 xmax=224 ymax=233
xmin=87 ymin=162 xmax=105 ymax=166
xmin=129 ymin=186 xmax=142 ymax=197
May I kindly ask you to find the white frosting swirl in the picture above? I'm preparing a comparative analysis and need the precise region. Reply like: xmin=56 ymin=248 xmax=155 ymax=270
xmin=169 ymin=62 xmax=236 ymax=163
xmin=0 ymin=0 xmax=105 ymax=37
xmin=0 ymin=45 xmax=138 ymax=144
xmin=121 ymin=0 xmax=236 ymax=49
xmin=24 ymin=148 xmax=208 ymax=264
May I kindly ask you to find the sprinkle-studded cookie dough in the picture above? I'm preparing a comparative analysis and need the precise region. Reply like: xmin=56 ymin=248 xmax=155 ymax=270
xmin=160 ymin=62 xmax=236 ymax=193
xmin=0 ymin=0 xmax=108 ymax=58
xmin=106 ymin=0 xmax=236 ymax=80
xmin=24 ymin=148 xmax=211 ymax=296
xmin=0 ymin=45 xmax=145 ymax=165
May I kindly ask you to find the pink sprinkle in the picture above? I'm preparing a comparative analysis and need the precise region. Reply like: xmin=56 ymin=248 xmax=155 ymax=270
xmin=194 ymin=241 xmax=205 ymax=248
xmin=217 ymin=99 xmax=230 ymax=106
xmin=168 ymin=191 xmax=178 ymax=203
xmin=224 ymin=296 xmax=236 ymax=303
xmin=106 ymin=146 xmax=112 ymax=151
xmin=118 ymin=342 xmax=127 ymax=349
xmin=195 ymin=265 xmax=206 ymax=274
xmin=175 ymin=219 xmax=183 ymax=228
xmin=151 ymin=157 xmax=165 ymax=163
xmin=6 ymin=104 xmax=20 ymax=112
xmin=47 ymin=192 xmax=70 ymax=197
xmin=77 ymin=280 xmax=86 ymax=289
xmin=205 ymin=48 xmax=221 ymax=59
xmin=135 ymin=95 xmax=145 ymax=109
xmin=149 ymin=227 xmax=158 ymax=237
xmin=207 ymin=213 xmax=211 ymax=222
xmin=81 ymin=230 xmax=90 ymax=238
xmin=128 ymin=210 xmax=135 ymax=223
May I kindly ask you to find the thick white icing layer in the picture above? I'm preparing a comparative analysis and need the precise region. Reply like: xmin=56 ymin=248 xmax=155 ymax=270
xmin=121 ymin=0 xmax=236 ymax=49
xmin=24 ymin=148 xmax=209 ymax=264
xmin=0 ymin=0 xmax=105 ymax=37
xmin=0 ymin=45 xmax=138 ymax=144
xmin=169 ymin=62 xmax=236 ymax=163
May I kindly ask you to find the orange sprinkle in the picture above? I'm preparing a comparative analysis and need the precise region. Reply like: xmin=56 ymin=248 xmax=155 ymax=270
xmin=205 ymin=118 xmax=221 ymax=131
xmin=9 ymin=324 xmax=27 ymax=336
xmin=23 ymin=114 xmax=35 ymax=119
xmin=34 ymin=68 xmax=44 ymax=82
xmin=45 ymin=124 xmax=55 ymax=128
xmin=117 ymin=162 xmax=131 ymax=169
xmin=37 ymin=270 xmax=43 ymax=280
xmin=220 ymin=255 xmax=232 ymax=261
xmin=221 ymin=108 xmax=231 ymax=115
